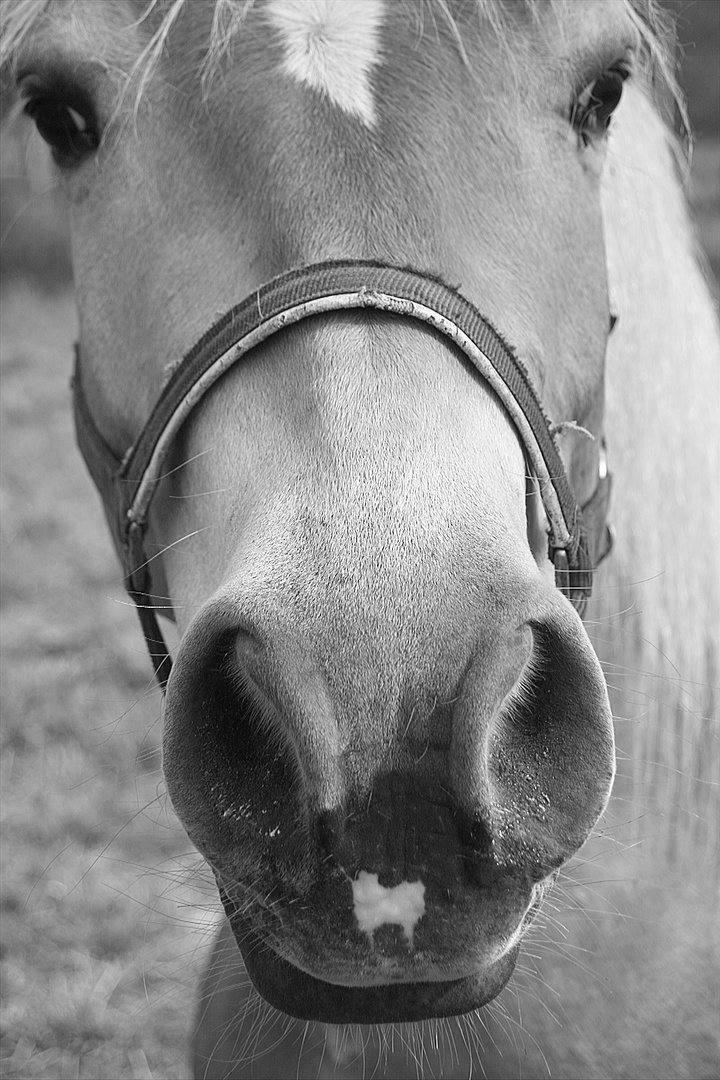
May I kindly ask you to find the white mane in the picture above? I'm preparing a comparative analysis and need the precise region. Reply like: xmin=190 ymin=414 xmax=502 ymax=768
xmin=597 ymin=82 xmax=719 ymax=858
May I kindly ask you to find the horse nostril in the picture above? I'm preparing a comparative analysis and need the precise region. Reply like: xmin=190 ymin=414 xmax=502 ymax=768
xmin=163 ymin=601 xmax=349 ymax=892
xmin=451 ymin=588 xmax=614 ymax=881
xmin=483 ymin=606 xmax=614 ymax=876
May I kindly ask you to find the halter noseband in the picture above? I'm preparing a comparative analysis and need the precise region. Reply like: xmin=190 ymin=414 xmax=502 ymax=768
xmin=72 ymin=260 xmax=613 ymax=691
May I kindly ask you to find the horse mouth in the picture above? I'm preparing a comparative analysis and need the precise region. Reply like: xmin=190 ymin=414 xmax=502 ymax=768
xmin=224 ymin=907 xmax=520 ymax=1025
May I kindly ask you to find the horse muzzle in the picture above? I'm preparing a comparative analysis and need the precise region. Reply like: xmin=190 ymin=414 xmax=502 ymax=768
xmin=162 ymin=576 xmax=614 ymax=1024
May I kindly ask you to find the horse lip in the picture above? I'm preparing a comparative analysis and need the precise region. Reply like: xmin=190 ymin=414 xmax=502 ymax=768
xmin=226 ymin=910 xmax=520 ymax=1025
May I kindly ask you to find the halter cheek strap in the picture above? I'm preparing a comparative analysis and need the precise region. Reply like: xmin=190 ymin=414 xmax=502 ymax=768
xmin=72 ymin=260 xmax=613 ymax=691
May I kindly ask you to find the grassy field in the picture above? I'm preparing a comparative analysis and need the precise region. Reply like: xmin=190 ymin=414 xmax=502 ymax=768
xmin=0 ymin=291 xmax=222 ymax=1079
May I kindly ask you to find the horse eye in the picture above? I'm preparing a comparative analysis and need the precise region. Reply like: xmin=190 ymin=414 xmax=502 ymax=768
xmin=573 ymin=67 xmax=629 ymax=146
xmin=23 ymin=96 xmax=99 ymax=167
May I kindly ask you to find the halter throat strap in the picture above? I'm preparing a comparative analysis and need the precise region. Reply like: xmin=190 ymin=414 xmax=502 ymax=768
xmin=72 ymin=259 xmax=612 ymax=691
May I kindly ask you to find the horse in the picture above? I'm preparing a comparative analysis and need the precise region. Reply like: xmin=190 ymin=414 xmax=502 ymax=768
xmin=1 ymin=1 xmax=717 ymax=1077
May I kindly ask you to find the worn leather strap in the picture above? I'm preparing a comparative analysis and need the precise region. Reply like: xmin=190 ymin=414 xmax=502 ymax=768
xmin=73 ymin=259 xmax=612 ymax=690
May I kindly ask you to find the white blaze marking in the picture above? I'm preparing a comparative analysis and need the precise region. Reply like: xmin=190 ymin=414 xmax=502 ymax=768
xmin=265 ymin=0 xmax=384 ymax=126
xmin=352 ymin=872 xmax=426 ymax=946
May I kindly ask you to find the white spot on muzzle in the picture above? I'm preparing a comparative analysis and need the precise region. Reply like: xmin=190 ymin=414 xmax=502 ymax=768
xmin=352 ymin=872 xmax=426 ymax=947
xmin=265 ymin=0 xmax=384 ymax=127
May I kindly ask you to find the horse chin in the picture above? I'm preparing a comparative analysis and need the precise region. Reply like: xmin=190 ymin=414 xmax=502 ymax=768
xmin=227 ymin=912 xmax=520 ymax=1025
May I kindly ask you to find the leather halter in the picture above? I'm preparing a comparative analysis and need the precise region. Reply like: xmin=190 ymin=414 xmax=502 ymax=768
xmin=72 ymin=260 xmax=613 ymax=691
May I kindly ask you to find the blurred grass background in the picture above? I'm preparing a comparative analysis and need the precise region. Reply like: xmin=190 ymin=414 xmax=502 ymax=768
xmin=0 ymin=3 xmax=718 ymax=1079
xmin=1 ymin=294 xmax=216 ymax=1080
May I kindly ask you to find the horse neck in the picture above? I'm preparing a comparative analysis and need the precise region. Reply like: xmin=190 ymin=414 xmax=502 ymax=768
xmin=593 ymin=83 xmax=719 ymax=868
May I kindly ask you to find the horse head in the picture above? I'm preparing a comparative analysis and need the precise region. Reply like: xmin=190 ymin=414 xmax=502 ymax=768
xmin=3 ymin=0 xmax=648 ymax=1024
